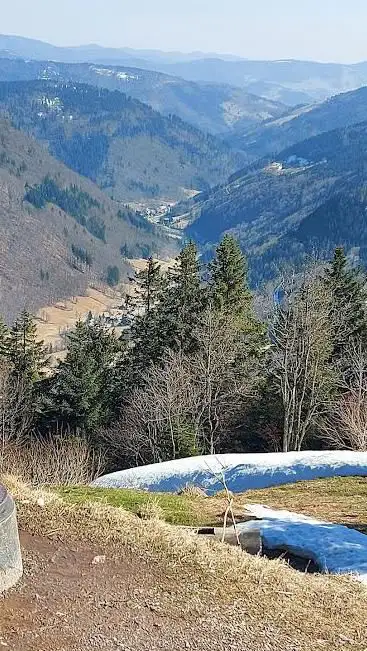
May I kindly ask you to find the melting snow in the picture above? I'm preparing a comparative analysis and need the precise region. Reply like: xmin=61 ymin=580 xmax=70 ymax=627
xmin=241 ymin=505 xmax=367 ymax=584
xmin=93 ymin=451 xmax=367 ymax=494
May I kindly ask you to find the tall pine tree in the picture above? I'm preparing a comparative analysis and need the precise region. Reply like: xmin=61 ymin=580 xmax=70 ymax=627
xmin=127 ymin=258 xmax=167 ymax=382
xmin=46 ymin=318 xmax=123 ymax=436
xmin=210 ymin=235 xmax=265 ymax=347
xmin=162 ymin=241 xmax=204 ymax=353
xmin=210 ymin=235 xmax=252 ymax=315
xmin=8 ymin=310 xmax=48 ymax=428
xmin=324 ymin=247 xmax=367 ymax=359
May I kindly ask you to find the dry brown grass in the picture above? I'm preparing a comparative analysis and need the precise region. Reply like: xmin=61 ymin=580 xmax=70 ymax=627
xmin=0 ymin=437 xmax=103 ymax=486
xmin=36 ymin=286 xmax=124 ymax=351
xmin=3 ymin=476 xmax=367 ymax=650
xmin=230 ymin=477 xmax=367 ymax=534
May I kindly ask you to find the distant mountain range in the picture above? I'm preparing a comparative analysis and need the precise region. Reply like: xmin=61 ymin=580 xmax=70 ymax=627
xmin=2 ymin=35 xmax=367 ymax=106
xmin=0 ymin=34 xmax=243 ymax=66
xmin=0 ymin=57 xmax=286 ymax=135
xmin=3 ymin=34 xmax=367 ymax=306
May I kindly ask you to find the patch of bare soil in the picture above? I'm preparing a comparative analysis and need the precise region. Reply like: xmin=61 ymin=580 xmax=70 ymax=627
xmin=0 ymin=531 xmax=261 ymax=651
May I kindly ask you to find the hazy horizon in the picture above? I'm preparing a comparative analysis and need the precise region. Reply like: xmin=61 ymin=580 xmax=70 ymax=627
xmin=2 ymin=0 xmax=367 ymax=64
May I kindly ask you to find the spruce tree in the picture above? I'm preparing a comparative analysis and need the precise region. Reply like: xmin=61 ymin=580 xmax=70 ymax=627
xmin=127 ymin=258 xmax=167 ymax=382
xmin=47 ymin=318 xmax=123 ymax=435
xmin=8 ymin=310 xmax=48 ymax=427
xmin=324 ymin=247 xmax=367 ymax=359
xmin=210 ymin=235 xmax=252 ymax=316
xmin=9 ymin=310 xmax=47 ymax=383
xmin=163 ymin=241 xmax=204 ymax=353
xmin=209 ymin=235 xmax=265 ymax=347
xmin=133 ymin=257 xmax=164 ymax=315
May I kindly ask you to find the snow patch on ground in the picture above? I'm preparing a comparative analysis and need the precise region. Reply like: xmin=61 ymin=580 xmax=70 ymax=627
xmin=93 ymin=451 xmax=367 ymax=494
xmin=241 ymin=505 xmax=367 ymax=584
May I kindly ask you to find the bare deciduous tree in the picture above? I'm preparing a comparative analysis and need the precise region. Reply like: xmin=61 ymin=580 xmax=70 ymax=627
xmin=322 ymin=339 xmax=367 ymax=451
xmin=270 ymin=274 xmax=334 ymax=452
xmin=105 ymin=308 xmax=262 ymax=465
xmin=0 ymin=360 xmax=31 ymax=458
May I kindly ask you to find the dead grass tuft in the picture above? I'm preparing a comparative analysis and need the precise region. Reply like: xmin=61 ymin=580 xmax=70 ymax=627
xmin=177 ymin=484 xmax=208 ymax=498
xmin=138 ymin=498 xmax=165 ymax=521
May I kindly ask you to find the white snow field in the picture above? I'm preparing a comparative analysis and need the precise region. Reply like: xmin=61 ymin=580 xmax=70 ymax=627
xmin=93 ymin=450 xmax=367 ymax=494
xmin=240 ymin=505 xmax=367 ymax=585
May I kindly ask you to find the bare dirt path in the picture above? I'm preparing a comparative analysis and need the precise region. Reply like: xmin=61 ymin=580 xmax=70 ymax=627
xmin=0 ymin=531 xmax=247 ymax=651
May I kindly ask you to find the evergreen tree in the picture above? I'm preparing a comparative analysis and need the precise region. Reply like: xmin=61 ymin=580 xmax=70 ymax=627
xmin=8 ymin=310 xmax=47 ymax=383
xmin=162 ymin=241 xmax=204 ymax=353
xmin=133 ymin=257 xmax=164 ymax=315
xmin=46 ymin=318 xmax=123 ymax=435
xmin=7 ymin=310 xmax=48 ymax=428
xmin=210 ymin=235 xmax=266 ymax=347
xmin=210 ymin=235 xmax=252 ymax=315
xmin=324 ymin=247 xmax=367 ymax=359
xmin=127 ymin=258 xmax=167 ymax=383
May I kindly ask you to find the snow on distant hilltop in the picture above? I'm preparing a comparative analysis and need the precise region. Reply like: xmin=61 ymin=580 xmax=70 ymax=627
xmin=93 ymin=451 xmax=367 ymax=494
xmin=242 ymin=505 xmax=367 ymax=585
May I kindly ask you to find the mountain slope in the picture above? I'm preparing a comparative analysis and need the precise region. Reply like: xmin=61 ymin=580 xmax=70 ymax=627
xmin=182 ymin=122 xmax=367 ymax=282
xmin=0 ymin=57 xmax=286 ymax=135
xmin=0 ymin=118 xmax=175 ymax=321
xmin=229 ymin=86 xmax=367 ymax=161
xmin=0 ymin=80 xmax=241 ymax=202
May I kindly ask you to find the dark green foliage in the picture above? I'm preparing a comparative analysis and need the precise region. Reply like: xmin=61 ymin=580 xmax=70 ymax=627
xmin=9 ymin=310 xmax=47 ymax=384
xmin=8 ymin=310 xmax=48 ymax=427
xmin=71 ymin=245 xmax=93 ymax=267
xmin=210 ymin=235 xmax=252 ymax=314
xmin=126 ymin=258 xmax=167 ymax=385
xmin=45 ymin=318 xmax=123 ymax=435
xmin=25 ymin=176 xmax=106 ymax=241
xmin=161 ymin=241 xmax=204 ymax=353
xmin=324 ymin=247 xmax=367 ymax=359
xmin=107 ymin=265 xmax=120 ymax=287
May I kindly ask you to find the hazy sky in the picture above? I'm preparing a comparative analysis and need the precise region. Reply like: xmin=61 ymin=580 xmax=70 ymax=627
xmin=2 ymin=0 xmax=367 ymax=63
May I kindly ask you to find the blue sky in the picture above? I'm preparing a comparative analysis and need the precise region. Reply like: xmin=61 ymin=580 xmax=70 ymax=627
xmin=2 ymin=0 xmax=367 ymax=62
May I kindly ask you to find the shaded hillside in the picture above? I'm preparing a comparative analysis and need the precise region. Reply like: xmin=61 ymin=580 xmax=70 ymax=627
xmin=183 ymin=122 xmax=367 ymax=282
xmin=0 ymin=119 xmax=175 ymax=321
xmin=229 ymin=87 xmax=367 ymax=161
xmin=0 ymin=58 xmax=286 ymax=135
xmin=0 ymin=80 xmax=241 ymax=202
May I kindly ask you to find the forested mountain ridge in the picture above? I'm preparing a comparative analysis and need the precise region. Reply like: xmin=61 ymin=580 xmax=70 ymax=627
xmin=228 ymin=86 xmax=367 ymax=161
xmin=0 ymin=57 xmax=286 ymax=135
xmin=182 ymin=121 xmax=367 ymax=282
xmin=0 ymin=80 xmax=242 ymax=202
xmin=0 ymin=118 xmax=175 ymax=320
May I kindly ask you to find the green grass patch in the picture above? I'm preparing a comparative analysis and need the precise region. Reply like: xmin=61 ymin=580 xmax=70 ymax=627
xmin=55 ymin=486 xmax=208 ymax=526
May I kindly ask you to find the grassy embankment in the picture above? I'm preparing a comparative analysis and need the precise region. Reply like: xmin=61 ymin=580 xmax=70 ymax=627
xmin=56 ymin=475 xmax=367 ymax=533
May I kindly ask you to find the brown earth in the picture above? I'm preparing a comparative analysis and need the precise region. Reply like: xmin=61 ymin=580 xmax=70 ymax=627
xmin=0 ymin=530 xmax=269 ymax=651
